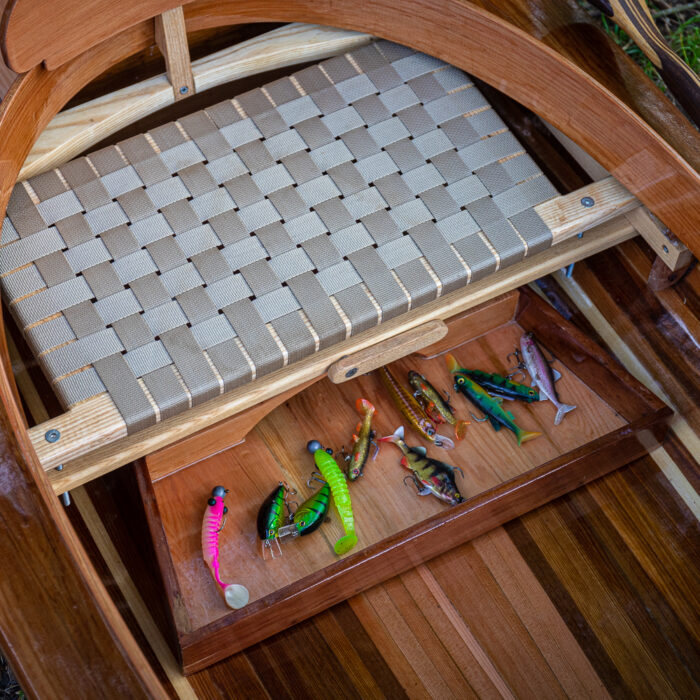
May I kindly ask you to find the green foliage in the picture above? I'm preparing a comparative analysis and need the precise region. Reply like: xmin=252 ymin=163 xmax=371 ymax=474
xmin=600 ymin=11 xmax=699 ymax=92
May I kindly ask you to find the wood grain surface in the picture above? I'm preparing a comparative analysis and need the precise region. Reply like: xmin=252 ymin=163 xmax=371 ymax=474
xmin=0 ymin=10 xmax=697 ymax=694
xmin=587 ymin=0 xmax=700 ymax=125
xmin=133 ymin=288 xmax=668 ymax=671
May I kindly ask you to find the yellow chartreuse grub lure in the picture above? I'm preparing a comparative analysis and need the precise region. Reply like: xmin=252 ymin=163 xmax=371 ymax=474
xmin=307 ymin=440 xmax=358 ymax=555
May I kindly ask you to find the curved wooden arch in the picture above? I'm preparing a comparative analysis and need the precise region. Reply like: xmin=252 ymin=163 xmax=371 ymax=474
xmin=1 ymin=0 xmax=698 ymax=254
xmin=0 ymin=1 xmax=698 ymax=693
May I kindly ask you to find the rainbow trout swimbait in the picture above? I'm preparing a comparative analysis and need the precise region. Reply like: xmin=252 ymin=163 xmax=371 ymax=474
xmin=408 ymin=371 xmax=469 ymax=440
xmin=378 ymin=366 xmax=454 ymax=449
xmin=446 ymin=354 xmax=541 ymax=446
xmin=520 ymin=332 xmax=576 ymax=425
xmin=380 ymin=426 xmax=464 ymax=506
xmin=458 ymin=368 xmax=539 ymax=403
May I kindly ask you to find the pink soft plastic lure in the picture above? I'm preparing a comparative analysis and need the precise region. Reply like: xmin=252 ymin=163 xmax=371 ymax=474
xmin=202 ymin=486 xmax=249 ymax=609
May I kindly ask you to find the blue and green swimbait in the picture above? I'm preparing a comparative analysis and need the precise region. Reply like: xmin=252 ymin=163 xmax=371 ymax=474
xmin=446 ymin=354 xmax=541 ymax=446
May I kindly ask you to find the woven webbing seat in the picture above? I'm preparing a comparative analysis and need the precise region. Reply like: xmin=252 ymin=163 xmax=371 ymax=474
xmin=1 ymin=40 xmax=558 ymax=433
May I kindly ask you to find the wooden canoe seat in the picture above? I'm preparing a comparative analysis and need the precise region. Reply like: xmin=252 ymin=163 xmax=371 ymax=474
xmin=1 ymin=40 xmax=564 ymax=434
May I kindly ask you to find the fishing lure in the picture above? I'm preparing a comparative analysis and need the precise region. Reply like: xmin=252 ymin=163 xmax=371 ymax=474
xmin=446 ymin=354 xmax=541 ymax=446
xmin=277 ymin=478 xmax=332 ymax=538
xmin=346 ymin=398 xmax=379 ymax=480
xmin=378 ymin=366 xmax=454 ymax=449
xmin=408 ymin=370 xmax=469 ymax=440
xmin=457 ymin=367 xmax=540 ymax=403
xmin=307 ymin=441 xmax=358 ymax=555
xmin=202 ymin=486 xmax=250 ymax=609
xmin=380 ymin=426 xmax=464 ymax=506
xmin=257 ymin=482 xmax=293 ymax=558
xmin=519 ymin=332 xmax=576 ymax=425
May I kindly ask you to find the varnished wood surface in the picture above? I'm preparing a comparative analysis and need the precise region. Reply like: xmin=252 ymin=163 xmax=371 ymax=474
xmin=0 ymin=13 xmax=696 ymax=694
xmin=136 ymin=288 xmax=667 ymax=671
xmin=71 ymin=238 xmax=698 ymax=698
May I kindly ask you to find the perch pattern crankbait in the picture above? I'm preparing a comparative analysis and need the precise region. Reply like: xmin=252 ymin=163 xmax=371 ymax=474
xmin=257 ymin=482 xmax=292 ymax=558
xmin=346 ymin=398 xmax=378 ymax=480
xmin=380 ymin=426 xmax=464 ymax=506
xmin=458 ymin=367 xmax=539 ymax=403
xmin=307 ymin=441 xmax=358 ymax=555
xmin=408 ymin=371 xmax=469 ymax=440
xmin=446 ymin=354 xmax=541 ymax=446
xmin=378 ymin=366 xmax=454 ymax=449
xmin=202 ymin=486 xmax=250 ymax=609
xmin=520 ymin=332 xmax=576 ymax=425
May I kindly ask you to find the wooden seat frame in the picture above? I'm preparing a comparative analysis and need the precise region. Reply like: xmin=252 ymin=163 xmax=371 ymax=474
xmin=0 ymin=1 xmax=698 ymax=696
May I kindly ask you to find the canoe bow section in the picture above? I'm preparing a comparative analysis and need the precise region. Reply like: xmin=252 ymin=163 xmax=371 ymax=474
xmin=0 ymin=0 xmax=697 ymax=694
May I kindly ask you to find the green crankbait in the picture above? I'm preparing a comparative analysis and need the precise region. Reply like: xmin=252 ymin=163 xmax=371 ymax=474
xmin=307 ymin=441 xmax=358 ymax=555
xmin=257 ymin=482 xmax=291 ymax=558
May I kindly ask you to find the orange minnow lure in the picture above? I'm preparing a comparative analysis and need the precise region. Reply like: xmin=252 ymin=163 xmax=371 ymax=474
xmin=377 ymin=366 xmax=454 ymax=449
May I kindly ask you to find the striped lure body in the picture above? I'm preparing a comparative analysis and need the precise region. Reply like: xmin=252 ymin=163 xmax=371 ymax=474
xmin=378 ymin=366 xmax=454 ymax=450
xmin=407 ymin=371 xmax=469 ymax=440
xmin=347 ymin=398 xmax=377 ymax=480
xmin=446 ymin=354 xmax=541 ymax=447
xmin=202 ymin=486 xmax=249 ymax=609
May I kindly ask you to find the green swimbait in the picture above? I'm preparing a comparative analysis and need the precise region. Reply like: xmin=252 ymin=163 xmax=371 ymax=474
xmin=457 ymin=367 xmax=539 ymax=403
xmin=446 ymin=354 xmax=541 ymax=447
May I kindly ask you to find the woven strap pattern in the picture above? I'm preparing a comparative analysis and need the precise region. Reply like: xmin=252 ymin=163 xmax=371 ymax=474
xmin=0 ymin=40 xmax=557 ymax=432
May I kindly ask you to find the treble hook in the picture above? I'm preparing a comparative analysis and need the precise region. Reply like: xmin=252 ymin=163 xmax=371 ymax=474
xmin=507 ymin=368 xmax=526 ymax=383
xmin=470 ymin=411 xmax=489 ymax=423
xmin=306 ymin=472 xmax=326 ymax=488
xmin=403 ymin=474 xmax=421 ymax=494
xmin=506 ymin=348 xmax=522 ymax=367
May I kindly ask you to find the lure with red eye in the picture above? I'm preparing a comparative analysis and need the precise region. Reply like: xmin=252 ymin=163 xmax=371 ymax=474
xmin=201 ymin=486 xmax=249 ymax=609
xmin=378 ymin=366 xmax=455 ymax=449
xmin=345 ymin=398 xmax=379 ymax=481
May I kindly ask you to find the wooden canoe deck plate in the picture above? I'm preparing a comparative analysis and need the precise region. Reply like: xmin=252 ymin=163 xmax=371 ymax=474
xmin=137 ymin=288 xmax=669 ymax=672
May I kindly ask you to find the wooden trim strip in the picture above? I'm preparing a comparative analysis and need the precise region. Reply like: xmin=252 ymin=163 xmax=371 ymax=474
xmin=19 ymin=23 xmax=373 ymax=180
xmin=34 ymin=214 xmax=637 ymax=492
xmin=155 ymin=6 xmax=195 ymax=101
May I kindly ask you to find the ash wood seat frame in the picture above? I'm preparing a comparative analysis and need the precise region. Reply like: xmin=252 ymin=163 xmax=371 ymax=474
xmin=0 ymin=0 xmax=698 ymax=696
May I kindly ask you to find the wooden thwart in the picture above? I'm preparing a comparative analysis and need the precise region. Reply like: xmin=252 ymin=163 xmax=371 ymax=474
xmin=38 ymin=214 xmax=638 ymax=492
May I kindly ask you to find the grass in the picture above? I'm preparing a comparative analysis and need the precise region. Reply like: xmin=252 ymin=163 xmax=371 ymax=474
xmin=579 ymin=0 xmax=700 ymax=95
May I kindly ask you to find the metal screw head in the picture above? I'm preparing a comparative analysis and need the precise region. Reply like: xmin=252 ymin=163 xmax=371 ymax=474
xmin=44 ymin=429 xmax=61 ymax=443
xmin=345 ymin=367 xmax=358 ymax=378
xmin=179 ymin=85 xmax=189 ymax=95
xmin=580 ymin=196 xmax=595 ymax=208
xmin=662 ymin=245 xmax=669 ymax=254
